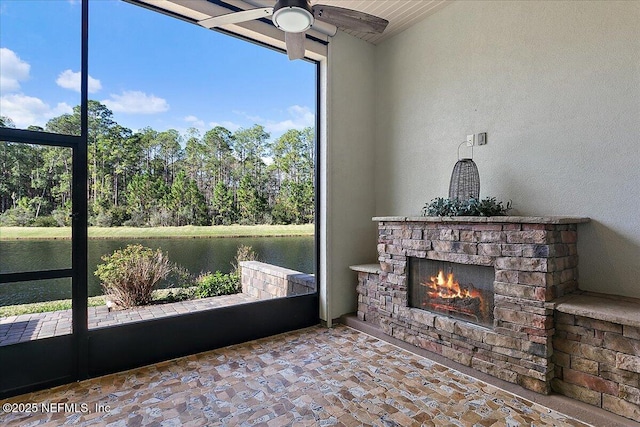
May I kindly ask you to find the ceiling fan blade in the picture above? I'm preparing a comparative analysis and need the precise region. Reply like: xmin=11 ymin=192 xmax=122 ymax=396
xmin=312 ymin=4 xmax=388 ymax=34
xmin=198 ymin=7 xmax=273 ymax=29
xmin=285 ymin=31 xmax=306 ymax=60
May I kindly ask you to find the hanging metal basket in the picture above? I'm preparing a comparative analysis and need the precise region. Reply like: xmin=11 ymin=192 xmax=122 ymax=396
xmin=449 ymin=142 xmax=480 ymax=200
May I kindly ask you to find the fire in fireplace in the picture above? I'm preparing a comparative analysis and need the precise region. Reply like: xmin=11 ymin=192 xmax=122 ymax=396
xmin=409 ymin=259 xmax=494 ymax=327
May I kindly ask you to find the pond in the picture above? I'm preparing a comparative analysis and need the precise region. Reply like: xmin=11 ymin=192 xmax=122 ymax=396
xmin=0 ymin=236 xmax=315 ymax=305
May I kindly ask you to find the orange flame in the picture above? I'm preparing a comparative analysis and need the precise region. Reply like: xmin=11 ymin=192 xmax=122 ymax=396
xmin=423 ymin=270 xmax=481 ymax=300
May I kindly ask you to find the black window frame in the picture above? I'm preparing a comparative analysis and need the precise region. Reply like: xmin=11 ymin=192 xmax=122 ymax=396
xmin=0 ymin=0 xmax=321 ymax=398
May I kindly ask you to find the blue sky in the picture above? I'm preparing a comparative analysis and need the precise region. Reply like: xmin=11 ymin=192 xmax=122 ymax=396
xmin=0 ymin=0 xmax=316 ymax=141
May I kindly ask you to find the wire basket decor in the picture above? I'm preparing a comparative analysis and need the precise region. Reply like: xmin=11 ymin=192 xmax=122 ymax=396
xmin=448 ymin=142 xmax=480 ymax=201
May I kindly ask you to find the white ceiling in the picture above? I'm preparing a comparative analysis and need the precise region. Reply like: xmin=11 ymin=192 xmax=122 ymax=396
xmin=137 ymin=0 xmax=451 ymax=45
xmin=307 ymin=0 xmax=450 ymax=44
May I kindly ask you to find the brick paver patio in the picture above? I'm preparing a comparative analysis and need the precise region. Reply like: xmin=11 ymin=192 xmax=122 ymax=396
xmin=0 ymin=293 xmax=258 ymax=346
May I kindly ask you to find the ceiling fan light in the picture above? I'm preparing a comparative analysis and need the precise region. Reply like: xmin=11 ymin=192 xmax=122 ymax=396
xmin=272 ymin=6 xmax=313 ymax=33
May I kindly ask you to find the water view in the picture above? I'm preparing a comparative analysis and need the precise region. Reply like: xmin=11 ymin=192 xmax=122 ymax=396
xmin=0 ymin=236 xmax=314 ymax=305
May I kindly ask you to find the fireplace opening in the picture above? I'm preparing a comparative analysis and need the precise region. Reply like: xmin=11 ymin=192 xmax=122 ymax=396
xmin=409 ymin=258 xmax=494 ymax=327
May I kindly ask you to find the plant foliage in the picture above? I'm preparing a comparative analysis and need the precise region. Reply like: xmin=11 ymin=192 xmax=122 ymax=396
xmin=422 ymin=197 xmax=512 ymax=217
xmin=232 ymin=244 xmax=258 ymax=276
xmin=195 ymin=271 xmax=239 ymax=298
xmin=95 ymin=244 xmax=172 ymax=308
xmin=195 ymin=244 xmax=258 ymax=299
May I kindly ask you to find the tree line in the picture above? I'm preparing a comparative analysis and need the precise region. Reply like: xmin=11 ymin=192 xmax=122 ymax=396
xmin=0 ymin=101 xmax=315 ymax=227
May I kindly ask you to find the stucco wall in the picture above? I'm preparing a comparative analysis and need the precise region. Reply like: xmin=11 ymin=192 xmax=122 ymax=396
xmin=322 ymin=31 xmax=378 ymax=322
xmin=374 ymin=0 xmax=640 ymax=298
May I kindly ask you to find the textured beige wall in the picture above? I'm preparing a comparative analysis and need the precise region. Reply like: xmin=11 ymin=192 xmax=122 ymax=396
xmin=322 ymin=31 xmax=378 ymax=322
xmin=374 ymin=1 xmax=640 ymax=297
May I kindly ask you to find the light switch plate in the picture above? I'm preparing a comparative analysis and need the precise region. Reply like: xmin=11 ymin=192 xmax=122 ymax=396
xmin=477 ymin=132 xmax=487 ymax=145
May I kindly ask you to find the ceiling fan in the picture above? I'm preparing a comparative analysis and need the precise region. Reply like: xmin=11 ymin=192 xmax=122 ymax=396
xmin=198 ymin=0 xmax=389 ymax=60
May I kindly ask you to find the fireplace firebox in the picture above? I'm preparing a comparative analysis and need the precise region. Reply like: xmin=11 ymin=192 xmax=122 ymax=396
xmin=409 ymin=258 xmax=494 ymax=327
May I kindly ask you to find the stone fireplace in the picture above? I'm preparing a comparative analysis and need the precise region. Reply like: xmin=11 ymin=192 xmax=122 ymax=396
xmin=353 ymin=216 xmax=589 ymax=394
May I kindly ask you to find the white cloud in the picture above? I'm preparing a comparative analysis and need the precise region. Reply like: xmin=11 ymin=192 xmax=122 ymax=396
xmin=56 ymin=69 xmax=102 ymax=93
xmin=267 ymin=105 xmax=315 ymax=133
xmin=184 ymin=115 xmax=205 ymax=128
xmin=236 ymin=105 xmax=315 ymax=135
xmin=0 ymin=93 xmax=72 ymax=128
xmin=0 ymin=49 xmax=78 ymax=128
xmin=0 ymin=48 xmax=30 ymax=92
xmin=102 ymin=90 xmax=169 ymax=114
xmin=209 ymin=120 xmax=242 ymax=132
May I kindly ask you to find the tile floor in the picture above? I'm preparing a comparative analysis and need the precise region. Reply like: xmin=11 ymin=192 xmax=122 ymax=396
xmin=0 ymin=325 xmax=597 ymax=426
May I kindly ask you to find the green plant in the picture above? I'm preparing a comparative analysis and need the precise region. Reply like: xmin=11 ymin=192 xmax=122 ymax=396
xmin=152 ymin=287 xmax=195 ymax=303
xmin=423 ymin=197 xmax=512 ymax=217
xmin=232 ymin=244 xmax=258 ymax=276
xmin=0 ymin=205 xmax=34 ymax=226
xmin=31 ymin=215 xmax=58 ymax=227
xmin=168 ymin=263 xmax=196 ymax=289
xmin=0 ymin=296 xmax=106 ymax=317
xmin=470 ymin=197 xmax=513 ymax=216
xmin=195 ymin=271 xmax=239 ymax=298
xmin=95 ymin=244 xmax=172 ymax=308
xmin=194 ymin=244 xmax=255 ymax=299
xmin=52 ymin=206 xmax=72 ymax=226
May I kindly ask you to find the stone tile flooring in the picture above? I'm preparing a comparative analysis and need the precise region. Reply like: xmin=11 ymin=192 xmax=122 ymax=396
xmin=0 ymin=325 xmax=594 ymax=426
xmin=0 ymin=293 xmax=258 ymax=346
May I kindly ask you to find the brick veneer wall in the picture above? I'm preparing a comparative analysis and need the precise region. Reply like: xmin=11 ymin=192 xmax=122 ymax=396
xmin=553 ymin=306 xmax=640 ymax=421
xmin=357 ymin=217 xmax=585 ymax=394
xmin=240 ymin=261 xmax=315 ymax=300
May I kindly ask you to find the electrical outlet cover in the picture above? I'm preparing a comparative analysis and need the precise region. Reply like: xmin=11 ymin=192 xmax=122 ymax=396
xmin=466 ymin=134 xmax=474 ymax=147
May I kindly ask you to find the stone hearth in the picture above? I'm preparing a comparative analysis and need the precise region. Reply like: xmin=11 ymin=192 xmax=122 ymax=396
xmin=353 ymin=216 xmax=589 ymax=394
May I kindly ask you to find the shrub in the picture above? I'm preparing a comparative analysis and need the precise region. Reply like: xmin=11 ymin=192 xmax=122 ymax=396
xmin=422 ymin=197 xmax=512 ymax=217
xmin=149 ymin=208 xmax=172 ymax=227
xmin=95 ymin=211 xmax=114 ymax=227
xmin=123 ymin=211 xmax=147 ymax=227
xmin=95 ymin=244 xmax=172 ymax=308
xmin=31 ymin=215 xmax=58 ymax=227
xmin=195 ymin=271 xmax=239 ymax=298
xmin=167 ymin=263 xmax=196 ymax=289
xmin=271 ymin=203 xmax=295 ymax=224
xmin=0 ymin=206 xmax=34 ymax=226
xmin=231 ymin=245 xmax=258 ymax=271
xmin=238 ymin=217 xmax=255 ymax=226
xmin=108 ymin=206 xmax=131 ymax=226
xmin=232 ymin=244 xmax=258 ymax=276
xmin=194 ymin=245 xmax=256 ymax=299
xmin=52 ymin=207 xmax=71 ymax=226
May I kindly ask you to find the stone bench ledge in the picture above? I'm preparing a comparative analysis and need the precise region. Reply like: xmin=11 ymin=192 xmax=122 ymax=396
xmin=554 ymin=291 xmax=640 ymax=328
xmin=240 ymin=260 xmax=310 ymax=278
xmin=349 ymin=264 xmax=382 ymax=274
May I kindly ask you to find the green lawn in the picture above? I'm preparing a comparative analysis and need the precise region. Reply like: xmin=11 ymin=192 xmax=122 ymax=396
xmin=0 ymin=296 xmax=107 ymax=317
xmin=0 ymin=224 xmax=314 ymax=240
xmin=0 ymin=288 xmax=197 ymax=316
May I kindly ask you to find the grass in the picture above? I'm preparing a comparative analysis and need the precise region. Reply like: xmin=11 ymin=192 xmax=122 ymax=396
xmin=0 ymin=288 xmax=198 ymax=317
xmin=0 ymin=224 xmax=314 ymax=240
xmin=0 ymin=296 xmax=107 ymax=317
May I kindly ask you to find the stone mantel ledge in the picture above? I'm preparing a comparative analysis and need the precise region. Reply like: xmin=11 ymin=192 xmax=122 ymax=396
xmin=373 ymin=216 xmax=590 ymax=224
